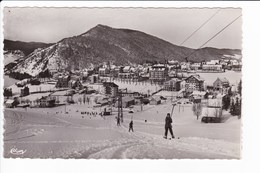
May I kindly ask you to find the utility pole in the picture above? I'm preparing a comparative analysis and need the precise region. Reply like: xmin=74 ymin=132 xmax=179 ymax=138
xmin=140 ymin=96 xmax=143 ymax=111
xmin=118 ymin=91 xmax=123 ymax=124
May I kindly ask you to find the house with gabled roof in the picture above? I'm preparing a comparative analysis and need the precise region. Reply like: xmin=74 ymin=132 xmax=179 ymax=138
xmin=150 ymin=96 xmax=161 ymax=105
xmin=213 ymin=77 xmax=230 ymax=93
xmin=185 ymin=75 xmax=204 ymax=93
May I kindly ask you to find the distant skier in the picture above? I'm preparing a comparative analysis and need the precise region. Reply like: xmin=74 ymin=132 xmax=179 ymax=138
xmin=164 ymin=113 xmax=175 ymax=139
xmin=129 ymin=120 xmax=134 ymax=132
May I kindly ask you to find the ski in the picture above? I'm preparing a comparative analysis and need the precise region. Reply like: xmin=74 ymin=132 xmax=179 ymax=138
xmin=163 ymin=137 xmax=180 ymax=140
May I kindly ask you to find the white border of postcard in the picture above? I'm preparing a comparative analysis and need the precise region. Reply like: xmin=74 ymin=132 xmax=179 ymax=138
xmin=1 ymin=1 xmax=260 ymax=173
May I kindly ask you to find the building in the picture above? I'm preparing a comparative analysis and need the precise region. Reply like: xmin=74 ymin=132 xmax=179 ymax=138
xmin=180 ymin=80 xmax=186 ymax=91
xmin=99 ymin=67 xmax=109 ymax=77
xmin=213 ymin=78 xmax=230 ymax=93
xmin=185 ymin=75 xmax=204 ymax=93
xmin=16 ymin=79 xmax=29 ymax=87
xmin=56 ymin=75 xmax=70 ymax=88
xmin=150 ymin=96 xmax=161 ymax=105
xmin=206 ymin=60 xmax=220 ymax=65
xmin=190 ymin=64 xmax=201 ymax=71
xmin=121 ymin=92 xmax=144 ymax=104
xmin=21 ymin=86 xmax=29 ymax=97
xmin=68 ymin=79 xmax=83 ymax=90
xmin=38 ymin=96 xmax=56 ymax=108
xmin=102 ymin=82 xmax=119 ymax=97
xmin=232 ymin=64 xmax=242 ymax=71
xmin=111 ymin=66 xmax=123 ymax=77
xmin=189 ymin=91 xmax=208 ymax=103
xmin=201 ymin=107 xmax=222 ymax=118
xmin=96 ymin=99 xmax=109 ymax=106
xmin=190 ymin=91 xmax=208 ymax=98
xmin=202 ymin=64 xmax=222 ymax=72
xmin=121 ymin=96 xmax=135 ymax=108
xmin=180 ymin=63 xmax=190 ymax=71
xmin=164 ymin=78 xmax=182 ymax=91
xmin=123 ymin=66 xmax=132 ymax=73
xmin=118 ymin=72 xmax=134 ymax=79
xmin=5 ymin=99 xmax=17 ymax=108
xmin=149 ymin=64 xmax=169 ymax=84
xmin=90 ymin=74 xmax=100 ymax=84
xmin=189 ymin=95 xmax=202 ymax=103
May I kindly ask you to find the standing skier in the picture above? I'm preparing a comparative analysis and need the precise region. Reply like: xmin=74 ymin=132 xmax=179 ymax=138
xmin=164 ymin=113 xmax=175 ymax=139
xmin=129 ymin=120 xmax=134 ymax=132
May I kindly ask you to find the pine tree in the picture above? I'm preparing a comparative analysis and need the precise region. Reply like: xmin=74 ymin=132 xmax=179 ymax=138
xmin=222 ymin=95 xmax=230 ymax=110
xmin=230 ymin=99 xmax=235 ymax=115
xmin=228 ymin=87 xmax=232 ymax=97
xmin=238 ymin=80 xmax=242 ymax=96
xmin=83 ymin=94 xmax=86 ymax=104
xmin=4 ymin=88 xmax=12 ymax=98
xmin=235 ymin=97 xmax=241 ymax=116
xmin=192 ymin=103 xmax=202 ymax=120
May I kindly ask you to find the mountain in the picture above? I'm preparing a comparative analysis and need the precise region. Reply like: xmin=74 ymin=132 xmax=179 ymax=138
xmin=4 ymin=50 xmax=25 ymax=66
xmin=6 ymin=24 xmax=241 ymax=77
xmin=4 ymin=39 xmax=53 ymax=56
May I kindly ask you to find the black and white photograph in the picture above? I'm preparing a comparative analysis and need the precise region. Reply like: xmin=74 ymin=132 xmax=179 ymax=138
xmin=2 ymin=7 xmax=242 ymax=159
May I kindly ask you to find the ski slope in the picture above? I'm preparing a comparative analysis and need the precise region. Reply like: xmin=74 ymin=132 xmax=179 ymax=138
xmin=3 ymin=100 xmax=240 ymax=159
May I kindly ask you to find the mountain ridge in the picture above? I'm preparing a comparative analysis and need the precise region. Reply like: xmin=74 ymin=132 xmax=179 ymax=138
xmin=5 ymin=24 xmax=242 ymax=77
xmin=4 ymin=39 xmax=54 ymax=56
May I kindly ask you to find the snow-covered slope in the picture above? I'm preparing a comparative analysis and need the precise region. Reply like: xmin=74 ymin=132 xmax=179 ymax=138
xmin=4 ymin=99 xmax=240 ymax=159
xmin=10 ymin=44 xmax=62 ymax=76
xmin=4 ymin=50 xmax=25 ymax=66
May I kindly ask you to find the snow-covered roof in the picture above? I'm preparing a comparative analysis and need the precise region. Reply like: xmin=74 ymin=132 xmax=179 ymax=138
xmin=170 ymin=78 xmax=181 ymax=82
xmin=6 ymin=99 xmax=15 ymax=104
xmin=122 ymin=96 xmax=134 ymax=102
xmin=190 ymin=64 xmax=200 ymax=67
xmin=103 ymin=82 xmax=118 ymax=87
xmin=123 ymin=66 xmax=131 ymax=70
xmin=186 ymin=75 xmax=204 ymax=82
xmin=150 ymin=96 xmax=161 ymax=101
xmin=191 ymin=91 xmax=207 ymax=96
xmin=99 ymin=68 xmax=107 ymax=71
xmin=110 ymin=65 xmax=116 ymax=69
xmin=219 ymin=77 xmax=229 ymax=83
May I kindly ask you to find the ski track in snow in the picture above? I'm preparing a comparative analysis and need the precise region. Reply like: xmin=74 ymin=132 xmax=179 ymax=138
xmin=4 ymin=109 xmax=240 ymax=159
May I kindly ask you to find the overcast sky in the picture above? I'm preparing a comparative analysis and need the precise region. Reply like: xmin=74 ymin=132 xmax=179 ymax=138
xmin=3 ymin=8 xmax=242 ymax=49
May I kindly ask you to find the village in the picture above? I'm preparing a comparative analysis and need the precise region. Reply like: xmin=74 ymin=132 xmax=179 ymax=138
xmin=2 ymin=6 xmax=245 ymax=159
xmin=4 ymin=57 xmax=242 ymax=124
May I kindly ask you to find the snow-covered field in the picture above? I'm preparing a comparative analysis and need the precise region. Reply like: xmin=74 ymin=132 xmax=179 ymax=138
xmin=8 ymin=83 xmax=56 ymax=95
xmin=3 ymin=75 xmax=19 ymax=88
xmin=3 ymin=99 xmax=240 ymax=159
xmin=197 ymin=71 xmax=242 ymax=85
xmin=112 ymin=80 xmax=163 ymax=94
xmin=21 ymin=92 xmax=52 ymax=101
xmin=88 ymin=80 xmax=163 ymax=95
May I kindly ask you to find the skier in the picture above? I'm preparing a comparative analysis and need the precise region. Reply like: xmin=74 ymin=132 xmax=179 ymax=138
xmin=129 ymin=120 xmax=134 ymax=132
xmin=164 ymin=113 xmax=175 ymax=139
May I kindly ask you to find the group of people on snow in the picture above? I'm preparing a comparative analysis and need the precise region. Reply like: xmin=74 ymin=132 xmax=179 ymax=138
xmin=116 ymin=112 xmax=175 ymax=139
